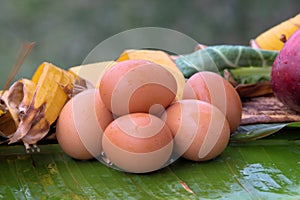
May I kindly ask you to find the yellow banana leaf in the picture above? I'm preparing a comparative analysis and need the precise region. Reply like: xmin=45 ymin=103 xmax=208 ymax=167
xmin=9 ymin=62 xmax=76 ymax=151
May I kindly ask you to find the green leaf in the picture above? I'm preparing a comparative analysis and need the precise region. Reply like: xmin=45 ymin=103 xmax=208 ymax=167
xmin=229 ymin=66 xmax=272 ymax=84
xmin=231 ymin=122 xmax=300 ymax=141
xmin=0 ymin=138 xmax=300 ymax=199
xmin=174 ymin=45 xmax=278 ymax=78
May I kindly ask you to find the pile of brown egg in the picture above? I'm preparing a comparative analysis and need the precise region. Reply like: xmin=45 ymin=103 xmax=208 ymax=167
xmin=55 ymin=60 xmax=242 ymax=173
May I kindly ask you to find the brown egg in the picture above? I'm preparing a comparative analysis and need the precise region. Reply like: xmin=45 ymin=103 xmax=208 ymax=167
xmin=99 ymin=60 xmax=177 ymax=116
xmin=182 ymin=71 xmax=242 ymax=132
xmin=162 ymin=99 xmax=230 ymax=161
xmin=102 ymin=113 xmax=173 ymax=173
xmin=56 ymin=89 xmax=114 ymax=160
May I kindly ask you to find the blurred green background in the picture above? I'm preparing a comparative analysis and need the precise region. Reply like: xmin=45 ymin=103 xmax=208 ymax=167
xmin=0 ymin=0 xmax=299 ymax=88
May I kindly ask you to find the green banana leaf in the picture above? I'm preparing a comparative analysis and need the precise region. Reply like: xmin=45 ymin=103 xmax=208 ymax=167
xmin=0 ymin=129 xmax=299 ymax=200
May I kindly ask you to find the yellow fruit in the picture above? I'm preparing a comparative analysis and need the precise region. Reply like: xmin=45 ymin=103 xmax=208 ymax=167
xmin=69 ymin=61 xmax=116 ymax=88
xmin=251 ymin=13 xmax=300 ymax=50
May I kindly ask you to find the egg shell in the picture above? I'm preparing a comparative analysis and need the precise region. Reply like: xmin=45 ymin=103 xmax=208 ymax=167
xmin=102 ymin=113 xmax=173 ymax=173
xmin=99 ymin=60 xmax=177 ymax=116
xmin=182 ymin=71 xmax=242 ymax=132
xmin=56 ymin=89 xmax=114 ymax=160
xmin=162 ymin=99 xmax=230 ymax=161
xmin=116 ymin=49 xmax=186 ymax=100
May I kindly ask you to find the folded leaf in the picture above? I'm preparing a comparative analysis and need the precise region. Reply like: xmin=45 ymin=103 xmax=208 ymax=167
xmin=230 ymin=122 xmax=300 ymax=141
xmin=174 ymin=45 xmax=278 ymax=78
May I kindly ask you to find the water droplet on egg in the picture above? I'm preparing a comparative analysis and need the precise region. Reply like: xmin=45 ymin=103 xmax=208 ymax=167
xmin=100 ymin=151 xmax=112 ymax=165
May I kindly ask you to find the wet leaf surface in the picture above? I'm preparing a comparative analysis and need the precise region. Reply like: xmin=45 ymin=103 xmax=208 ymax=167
xmin=0 ymin=132 xmax=299 ymax=200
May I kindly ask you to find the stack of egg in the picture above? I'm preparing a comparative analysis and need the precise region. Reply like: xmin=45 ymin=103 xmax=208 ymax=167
xmin=55 ymin=59 xmax=242 ymax=174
